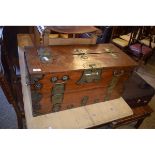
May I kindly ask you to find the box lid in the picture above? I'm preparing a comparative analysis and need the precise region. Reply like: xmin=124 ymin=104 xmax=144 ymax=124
xmin=24 ymin=43 xmax=138 ymax=74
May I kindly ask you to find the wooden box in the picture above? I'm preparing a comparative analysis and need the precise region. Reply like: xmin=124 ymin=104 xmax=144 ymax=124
xmin=31 ymin=26 xmax=100 ymax=46
xmin=24 ymin=43 xmax=137 ymax=116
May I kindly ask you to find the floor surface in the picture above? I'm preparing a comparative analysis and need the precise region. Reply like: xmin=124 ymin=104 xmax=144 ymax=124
xmin=0 ymin=87 xmax=18 ymax=129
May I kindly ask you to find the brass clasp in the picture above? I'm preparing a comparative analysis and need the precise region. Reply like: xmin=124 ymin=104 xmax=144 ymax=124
xmin=77 ymin=64 xmax=102 ymax=84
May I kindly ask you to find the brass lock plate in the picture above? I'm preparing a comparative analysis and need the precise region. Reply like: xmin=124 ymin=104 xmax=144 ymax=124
xmin=77 ymin=68 xmax=102 ymax=84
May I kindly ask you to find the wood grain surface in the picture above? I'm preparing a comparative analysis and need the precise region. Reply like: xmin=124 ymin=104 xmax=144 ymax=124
xmin=17 ymin=34 xmax=133 ymax=128
xmin=25 ymin=44 xmax=137 ymax=74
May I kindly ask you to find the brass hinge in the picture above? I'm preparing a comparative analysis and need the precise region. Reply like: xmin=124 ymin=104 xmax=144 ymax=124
xmin=81 ymin=96 xmax=89 ymax=106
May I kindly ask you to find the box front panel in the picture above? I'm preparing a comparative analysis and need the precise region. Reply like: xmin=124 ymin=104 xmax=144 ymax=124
xmin=29 ymin=67 xmax=133 ymax=116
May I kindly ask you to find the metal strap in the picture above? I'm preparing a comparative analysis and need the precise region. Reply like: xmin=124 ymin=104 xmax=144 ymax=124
xmin=81 ymin=96 xmax=89 ymax=106
xmin=51 ymin=83 xmax=65 ymax=112
xmin=104 ymin=76 xmax=120 ymax=101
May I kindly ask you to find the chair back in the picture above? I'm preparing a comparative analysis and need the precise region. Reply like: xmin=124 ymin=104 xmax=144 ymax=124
xmin=129 ymin=27 xmax=152 ymax=48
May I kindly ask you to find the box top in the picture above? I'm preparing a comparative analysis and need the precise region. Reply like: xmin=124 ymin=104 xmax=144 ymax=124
xmin=24 ymin=43 xmax=138 ymax=74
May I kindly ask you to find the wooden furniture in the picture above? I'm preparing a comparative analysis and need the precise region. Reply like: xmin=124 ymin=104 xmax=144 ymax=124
xmin=19 ymin=50 xmax=133 ymax=128
xmin=24 ymin=43 xmax=137 ymax=116
xmin=112 ymin=38 xmax=129 ymax=49
xmin=1 ymin=26 xmax=33 ymax=128
xmin=111 ymin=26 xmax=133 ymax=50
xmin=2 ymin=26 xmax=31 ymax=116
xmin=18 ymin=34 xmax=153 ymax=129
xmin=111 ymin=26 xmax=155 ymax=65
xmin=30 ymin=26 xmax=101 ymax=46
xmin=18 ymin=34 xmax=135 ymax=128
xmin=138 ymin=27 xmax=155 ymax=48
xmin=127 ymin=26 xmax=153 ymax=65
xmin=0 ymin=27 xmax=24 ymax=128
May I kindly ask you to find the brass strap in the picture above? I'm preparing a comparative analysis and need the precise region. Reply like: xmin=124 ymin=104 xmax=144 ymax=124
xmin=81 ymin=96 xmax=89 ymax=106
xmin=104 ymin=70 xmax=124 ymax=101
xmin=31 ymin=91 xmax=42 ymax=116
xmin=104 ymin=75 xmax=120 ymax=101
xmin=51 ymin=83 xmax=65 ymax=112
